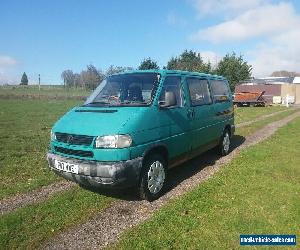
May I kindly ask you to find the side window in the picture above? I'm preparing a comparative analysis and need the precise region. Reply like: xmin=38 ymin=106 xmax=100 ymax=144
xmin=159 ymin=76 xmax=182 ymax=107
xmin=186 ymin=78 xmax=212 ymax=106
xmin=210 ymin=80 xmax=230 ymax=102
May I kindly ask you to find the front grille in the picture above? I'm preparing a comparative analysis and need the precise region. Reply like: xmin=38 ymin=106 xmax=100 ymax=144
xmin=55 ymin=133 xmax=94 ymax=146
xmin=54 ymin=146 xmax=94 ymax=158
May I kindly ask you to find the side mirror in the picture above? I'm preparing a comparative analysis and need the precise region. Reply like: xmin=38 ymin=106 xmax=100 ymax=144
xmin=160 ymin=91 xmax=177 ymax=108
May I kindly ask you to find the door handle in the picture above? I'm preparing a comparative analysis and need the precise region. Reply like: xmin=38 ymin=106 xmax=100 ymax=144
xmin=187 ymin=109 xmax=195 ymax=119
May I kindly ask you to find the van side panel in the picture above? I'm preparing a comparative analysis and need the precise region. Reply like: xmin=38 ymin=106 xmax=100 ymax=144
xmin=184 ymin=76 xmax=218 ymax=150
xmin=128 ymin=105 xmax=191 ymax=161
xmin=159 ymin=75 xmax=192 ymax=160
xmin=121 ymin=107 xmax=169 ymax=159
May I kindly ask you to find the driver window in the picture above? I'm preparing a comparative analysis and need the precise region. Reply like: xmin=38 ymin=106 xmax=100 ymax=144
xmin=159 ymin=76 xmax=182 ymax=107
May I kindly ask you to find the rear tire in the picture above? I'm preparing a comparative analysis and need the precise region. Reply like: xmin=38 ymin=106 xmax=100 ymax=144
xmin=219 ymin=129 xmax=231 ymax=156
xmin=138 ymin=154 xmax=167 ymax=201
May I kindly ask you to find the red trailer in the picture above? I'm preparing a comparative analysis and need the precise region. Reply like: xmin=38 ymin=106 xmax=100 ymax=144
xmin=234 ymin=91 xmax=266 ymax=107
xmin=235 ymin=84 xmax=281 ymax=104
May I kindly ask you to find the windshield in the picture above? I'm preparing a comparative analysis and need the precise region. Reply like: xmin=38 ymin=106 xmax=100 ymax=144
xmin=84 ymin=73 xmax=160 ymax=107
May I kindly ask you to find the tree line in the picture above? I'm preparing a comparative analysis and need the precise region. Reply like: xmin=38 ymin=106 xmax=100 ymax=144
xmin=61 ymin=50 xmax=252 ymax=91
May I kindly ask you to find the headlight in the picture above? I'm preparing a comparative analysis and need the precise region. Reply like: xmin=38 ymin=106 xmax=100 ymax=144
xmin=50 ymin=130 xmax=56 ymax=141
xmin=95 ymin=135 xmax=132 ymax=148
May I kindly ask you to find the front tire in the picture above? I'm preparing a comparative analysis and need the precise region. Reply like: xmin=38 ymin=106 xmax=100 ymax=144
xmin=138 ymin=154 xmax=167 ymax=201
xmin=219 ymin=129 xmax=231 ymax=156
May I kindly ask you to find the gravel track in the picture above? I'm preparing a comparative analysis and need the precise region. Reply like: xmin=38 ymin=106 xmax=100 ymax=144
xmin=41 ymin=111 xmax=300 ymax=250
xmin=1 ymin=107 xmax=296 ymax=215
xmin=0 ymin=181 xmax=75 ymax=215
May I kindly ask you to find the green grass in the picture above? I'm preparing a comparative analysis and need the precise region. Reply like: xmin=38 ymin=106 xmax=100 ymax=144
xmin=112 ymin=118 xmax=300 ymax=250
xmin=0 ymin=186 xmax=114 ymax=249
xmin=236 ymin=108 xmax=299 ymax=137
xmin=0 ymin=99 xmax=81 ymax=199
xmin=0 ymin=85 xmax=91 ymax=98
xmin=234 ymin=105 xmax=287 ymax=124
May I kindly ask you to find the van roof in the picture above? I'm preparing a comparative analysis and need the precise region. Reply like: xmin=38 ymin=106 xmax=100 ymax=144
xmin=110 ymin=69 xmax=226 ymax=81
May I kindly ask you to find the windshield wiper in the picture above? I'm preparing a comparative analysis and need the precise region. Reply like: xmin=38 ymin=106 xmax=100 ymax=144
xmin=119 ymin=100 xmax=148 ymax=106
xmin=83 ymin=101 xmax=111 ymax=106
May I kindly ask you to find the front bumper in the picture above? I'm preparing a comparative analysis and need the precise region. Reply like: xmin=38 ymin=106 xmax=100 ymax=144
xmin=47 ymin=153 xmax=143 ymax=188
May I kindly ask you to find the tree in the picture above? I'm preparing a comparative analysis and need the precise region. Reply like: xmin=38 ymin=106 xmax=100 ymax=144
xmin=105 ymin=65 xmax=134 ymax=76
xmin=80 ymin=64 xmax=105 ymax=90
xmin=73 ymin=73 xmax=81 ymax=88
xmin=166 ymin=50 xmax=211 ymax=73
xmin=20 ymin=72 xmax=28 ymax=85
xmin=138 ymin=58 xmax=159 ymax=70
xmin=270 ymin=70 xmax=300 ymax=77
xmin=61 ymin=70 xmax=75 ymax=87
xmin=215 ymin=52 xmax=252 ymax=91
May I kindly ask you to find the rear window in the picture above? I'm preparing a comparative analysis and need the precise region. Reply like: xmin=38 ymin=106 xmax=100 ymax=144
xmin=210 ymin=80 xmax=230 ymax=101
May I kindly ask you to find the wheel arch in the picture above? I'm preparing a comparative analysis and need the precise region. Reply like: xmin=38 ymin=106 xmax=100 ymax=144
xmin=224 ymin=124 xmax=232 ymax=136
xmin=142 ymin=143 xmax=169 ymax=168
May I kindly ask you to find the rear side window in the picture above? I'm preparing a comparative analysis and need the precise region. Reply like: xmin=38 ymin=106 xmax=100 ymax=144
xmin=210 ymin=80 xmax=230 ymax=101
xmin=186 ymin=78 xmax=212 ymax=106
xmin=159 ymin=76 xmax=182 ymax=107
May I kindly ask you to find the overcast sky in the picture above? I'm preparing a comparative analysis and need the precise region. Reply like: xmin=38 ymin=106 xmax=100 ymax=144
xmin=1 ymin=0 xmax=300 ymax=84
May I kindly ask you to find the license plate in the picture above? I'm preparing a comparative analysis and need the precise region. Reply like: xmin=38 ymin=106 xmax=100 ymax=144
xmin=54 ymin=160 xmax=79 ymax=174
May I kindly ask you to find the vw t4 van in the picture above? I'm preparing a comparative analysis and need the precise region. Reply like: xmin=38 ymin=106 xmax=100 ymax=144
xmin=47 ymin=70 xmax=234 ymax=201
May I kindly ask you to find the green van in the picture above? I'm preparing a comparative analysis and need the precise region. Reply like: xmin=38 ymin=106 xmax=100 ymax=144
xmin=47 ymin=70 xmax=234 ymax=201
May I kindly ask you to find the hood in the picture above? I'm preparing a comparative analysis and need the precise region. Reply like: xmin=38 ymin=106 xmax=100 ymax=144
xmin=52 ymin=106 xmax=144 ymax=136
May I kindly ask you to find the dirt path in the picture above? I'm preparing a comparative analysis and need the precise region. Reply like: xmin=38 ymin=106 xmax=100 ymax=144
xmin=42 ymin=111 xmax=300 ymax=250
xmin=0 ymin=181 xmax=75 ymax=215
xmin=0 ymin=108 xmax=298 ymax=216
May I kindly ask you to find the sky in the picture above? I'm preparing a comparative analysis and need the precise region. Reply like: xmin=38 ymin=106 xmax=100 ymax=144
xmin=1 ymin=0 xmax=300 ymax=84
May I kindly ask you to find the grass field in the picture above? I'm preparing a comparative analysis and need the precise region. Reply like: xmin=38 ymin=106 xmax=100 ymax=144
xmin=0 ymin=99 xmax=81 ymax=199
xmin=0 ymin=186 xmax=114 ymax=249
xmin=234 ymin=105 xmax=287 ymax=124
xmin=236 ymin=108 xmax=299 ymax=136
xmin=113 ymin=117 xmax=300 ymax=249
xmin=0 ymin=85 xmax=91 ymax=98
